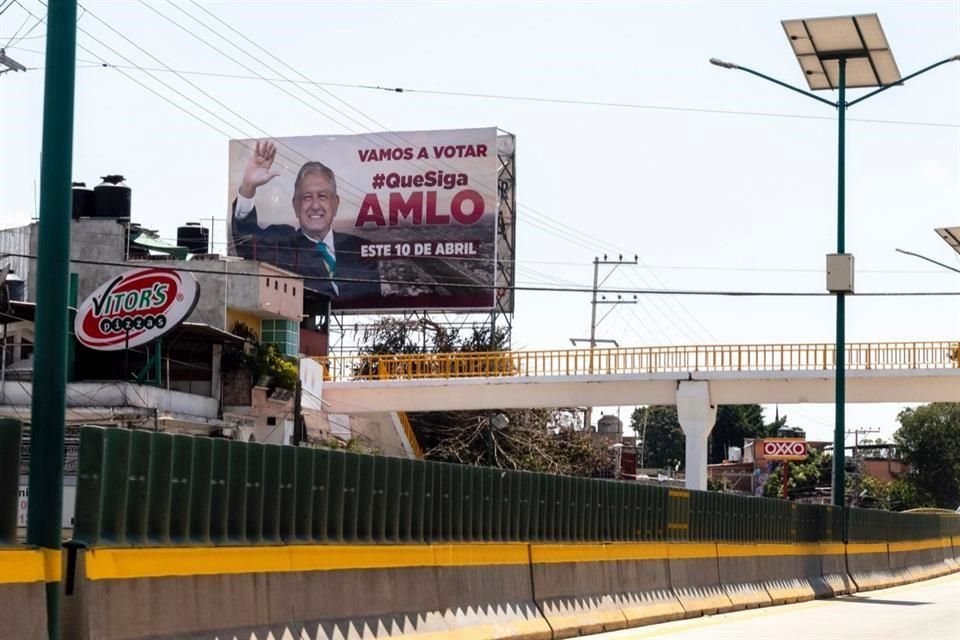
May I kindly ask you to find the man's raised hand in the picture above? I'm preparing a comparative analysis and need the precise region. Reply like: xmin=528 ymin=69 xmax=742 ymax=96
xmin=239 ymin=140 xmax=281 ymax=198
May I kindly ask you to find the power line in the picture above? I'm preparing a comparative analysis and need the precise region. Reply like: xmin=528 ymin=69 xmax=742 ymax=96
xmin=363 ymin=85 xmax=960 ymax=130
xmin=4 ymin=250 xmax=960 ymax=297
xmin=8 ymin=43 xmax=957 ymax=130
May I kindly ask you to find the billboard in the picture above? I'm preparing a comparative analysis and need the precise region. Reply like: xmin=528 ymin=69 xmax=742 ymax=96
xmin=75 ymin=268 xmax=200 ymax=351
xmin=227 ymin=128 xmax=501 ymax=313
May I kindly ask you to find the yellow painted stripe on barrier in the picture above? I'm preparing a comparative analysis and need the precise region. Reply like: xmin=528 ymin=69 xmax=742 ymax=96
xmin=668 ymin=490 xmax=690 ymax=498
xmin=84 ymin=544 xmax=530 ymax=581
xmin=42 ymin=548 xmax=62 ymax=583
xmin=846 ymin=543 xmax=888 ymax=555
xmin=888 ymin=539 xmax=946 ymax=553
xmin=715 ymin=543 xmax=825 ymax=558
xmin=819 ymin=543 xmax=846 ymax=556
xmin=666 ymin=543 xmax=717 ymax=560
xmin=530 ymin=543 xmax=672 ymax=564
xmin=0 ymin=549 xmax=47 ymax=585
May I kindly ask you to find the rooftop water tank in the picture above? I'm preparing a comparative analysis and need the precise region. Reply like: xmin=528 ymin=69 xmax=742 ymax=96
xmin=71 ymin=182 xmax=95 ymax=219
xmin=94 ymin=174 xmax=131 ymax=219
xmin=177 ymin=222 xmax=210 ymax=255
xmin=597 ymin=414 xmax=623 ymax=434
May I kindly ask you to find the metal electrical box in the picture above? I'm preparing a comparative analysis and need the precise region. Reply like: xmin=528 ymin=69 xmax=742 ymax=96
xmin=826 ymin=253 xmax=855 ymax=293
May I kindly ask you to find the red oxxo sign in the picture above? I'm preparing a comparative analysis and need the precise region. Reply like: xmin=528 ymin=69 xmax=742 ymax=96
xmin=75 ymin=268 xmax=200 ymax=351
xmin=761 ymin=439 xmax=808 ymax=461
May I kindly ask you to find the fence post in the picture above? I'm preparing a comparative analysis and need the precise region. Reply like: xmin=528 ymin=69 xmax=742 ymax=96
xmin=72 ymin=426 xmax=105 ymax=547
xmin=146 ymin=432 xmax=174 ymax=545
xmin=100 ymin=428 xmax=132 ymax=545
xmin=168 ymin=434 xmax=194 ymax=544
xmin=0 ymin=418 xmax=22 ymax=545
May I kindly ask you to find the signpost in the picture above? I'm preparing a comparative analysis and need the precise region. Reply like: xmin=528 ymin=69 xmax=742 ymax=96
xmin=760 ymin=438 xmax=809 ymax=499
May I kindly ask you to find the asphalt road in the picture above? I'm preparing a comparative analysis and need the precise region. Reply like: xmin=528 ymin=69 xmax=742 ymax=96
xmin=584 ymin=573 xmax=960 ymax=640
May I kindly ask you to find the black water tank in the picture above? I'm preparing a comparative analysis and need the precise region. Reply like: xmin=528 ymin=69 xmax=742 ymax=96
xmin=94 ymin=175 xmax=132 ymax=219
xmin=71 ymin=182 xmax=95 ymax=219
xmin=177 ymin=222 xmax=210 ymax=254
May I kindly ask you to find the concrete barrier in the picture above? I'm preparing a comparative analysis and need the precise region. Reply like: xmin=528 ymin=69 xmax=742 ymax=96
xmin=57 ymin=535 xmax=960 ymax=640
xmin=715 ymin=544 xmax=772 ymax=610
xmin=846 ymin=543 xmax=897 ymax=591
xmin=62 ymin=544 xmax=551 ymax=640
xmin=528 ymin=544 xmax=626 ymax=638
xmin=888 ymin=539 xmax=952 ymax=583
xmin=529 ymin=543 xmax=686 ymax=637
xmin=942 ymin=538 xmax=959 ymax=572
xmin=820 ymin=543 xmax=856 ymax=596
xmin=666 ymin=543 xmax=734 ymax=617
xmin=0 ymin=548 xmax=51 ymax=640
xmin=949 ymin=537 xmax=960 ymax=569
xmin=752 ymin=544 xmax=816 ymax=605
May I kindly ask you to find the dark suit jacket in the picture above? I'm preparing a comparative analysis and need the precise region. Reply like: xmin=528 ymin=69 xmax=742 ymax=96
xmin=232 ymin=202 xmax=381 ymax=304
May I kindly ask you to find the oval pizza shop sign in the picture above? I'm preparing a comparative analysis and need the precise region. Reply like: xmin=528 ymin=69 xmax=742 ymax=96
xmin=75 ymin=268 xmax=200 ymax=351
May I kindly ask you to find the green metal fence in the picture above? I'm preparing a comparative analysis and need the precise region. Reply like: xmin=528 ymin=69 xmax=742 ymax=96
xmin=845 ymin=507 xmax=954 ymax=542
xmin=70 ymin=426 xmax=959 ymax=547
xmin=0 ymin=418 xmax=22 ymax=546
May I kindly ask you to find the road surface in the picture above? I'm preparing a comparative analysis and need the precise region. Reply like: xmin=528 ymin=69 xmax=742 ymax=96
xmin=584 ymin=572 xmax=960 ymax=640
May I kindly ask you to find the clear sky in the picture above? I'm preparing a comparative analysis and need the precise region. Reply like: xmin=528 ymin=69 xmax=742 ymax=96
xmin=1 ymin=1 xmax=958 ymax=444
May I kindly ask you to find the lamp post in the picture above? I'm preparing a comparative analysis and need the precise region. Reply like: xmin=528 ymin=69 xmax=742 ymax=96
xmin=711 ymin=13 xmax=958 ymax=507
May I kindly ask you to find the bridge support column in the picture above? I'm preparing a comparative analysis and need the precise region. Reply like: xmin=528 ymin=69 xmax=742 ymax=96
xmin=676 ymin=381 xmax=717 ymax=491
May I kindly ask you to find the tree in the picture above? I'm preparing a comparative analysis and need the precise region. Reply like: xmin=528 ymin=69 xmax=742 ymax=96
xmin=894 ymin=403 xmax=960 ymax=509
xmin=762 ymin=449 xmax=831 ymax=498
xmin=631 ymin=404 xmax=788 ymax=471
xmin=357 ymin=318 xmax=614 ymax=477
xmin=708 ymin=405 xmax=776 ymax=464
xmin=630 ymin=406 xmax=684 ymax=470
xmin=853 ymin=476 xmax=935 ymax=511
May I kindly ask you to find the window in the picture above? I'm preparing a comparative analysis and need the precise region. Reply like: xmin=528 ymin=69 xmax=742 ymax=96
xmin=284 ymin=283 xmax=288 ymax=293
xmin=293 ymin=287 xmax=296 ymax=296
xmin=265 ymin=277 xmax=270 ymax=287
xmin=274 ymin=280 xmax=278 ymax=290
xmin=266 ymin=416 xmax=277 ymax=426
xmin=260 ymin=318 xmax=300 ymax=357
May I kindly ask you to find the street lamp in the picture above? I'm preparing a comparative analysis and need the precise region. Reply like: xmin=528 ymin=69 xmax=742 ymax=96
xmin=711 ymin=13 xmax=959 ymax=506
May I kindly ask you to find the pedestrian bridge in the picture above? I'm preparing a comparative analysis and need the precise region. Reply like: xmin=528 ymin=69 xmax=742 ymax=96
xmin=318 ymin=340 xmax=960 ymax=414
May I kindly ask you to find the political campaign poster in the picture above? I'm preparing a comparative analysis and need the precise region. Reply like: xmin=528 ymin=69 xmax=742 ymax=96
xmin=227 ymin=128 xmax=500 ymax=313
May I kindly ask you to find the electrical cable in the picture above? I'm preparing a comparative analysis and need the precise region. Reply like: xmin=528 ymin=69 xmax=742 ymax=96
xmin=8 ymin=43 xmax=958 ymax=130
xmin=8 ymin=249 xmax=960 ymax=297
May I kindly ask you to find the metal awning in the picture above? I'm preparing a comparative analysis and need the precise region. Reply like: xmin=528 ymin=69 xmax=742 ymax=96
xmin=130 ymin=232 xmax=190 ymax=259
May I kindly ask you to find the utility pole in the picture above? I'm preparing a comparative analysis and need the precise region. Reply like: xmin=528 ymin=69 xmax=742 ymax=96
xmin=846 ymin=427 xmax=880 ymax=458
xmin=0 ymin=48 xmax=28 ymax=75
xmin=570 ymin=255 xmax=638 ymax=430
xmin=26 ymin=2 xmax=76 ymax=639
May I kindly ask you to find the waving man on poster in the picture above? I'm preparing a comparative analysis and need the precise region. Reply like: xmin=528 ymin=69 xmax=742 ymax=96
xmin=230 ymin=140 xmax=380 ymax=303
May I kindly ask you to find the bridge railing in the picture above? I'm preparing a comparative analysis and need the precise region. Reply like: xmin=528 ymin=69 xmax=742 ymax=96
xmin=316 ymin=341 xmax=960 ymax=382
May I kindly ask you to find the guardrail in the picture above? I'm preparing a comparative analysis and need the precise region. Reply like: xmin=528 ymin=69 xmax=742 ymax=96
xmin=314 ymin=341 xmax=960 ymax=382
xmin=70 ymin=426 xmax=960 ymax=547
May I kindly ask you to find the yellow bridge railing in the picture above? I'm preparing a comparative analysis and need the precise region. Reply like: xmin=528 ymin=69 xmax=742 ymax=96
xmin=316 ymin=341 xmax=960 ymax=383
xmin=397 ymin=412 xmax=424 ymax=459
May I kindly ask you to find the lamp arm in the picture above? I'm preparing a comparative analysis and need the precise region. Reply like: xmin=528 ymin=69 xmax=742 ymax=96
xmin=895 ymin=248 xmax=960 ymax=276
xmin=847 ymin=55 xmax=960 ymax=107
xmin=730 ymin=63 xmax=838 ymax=107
